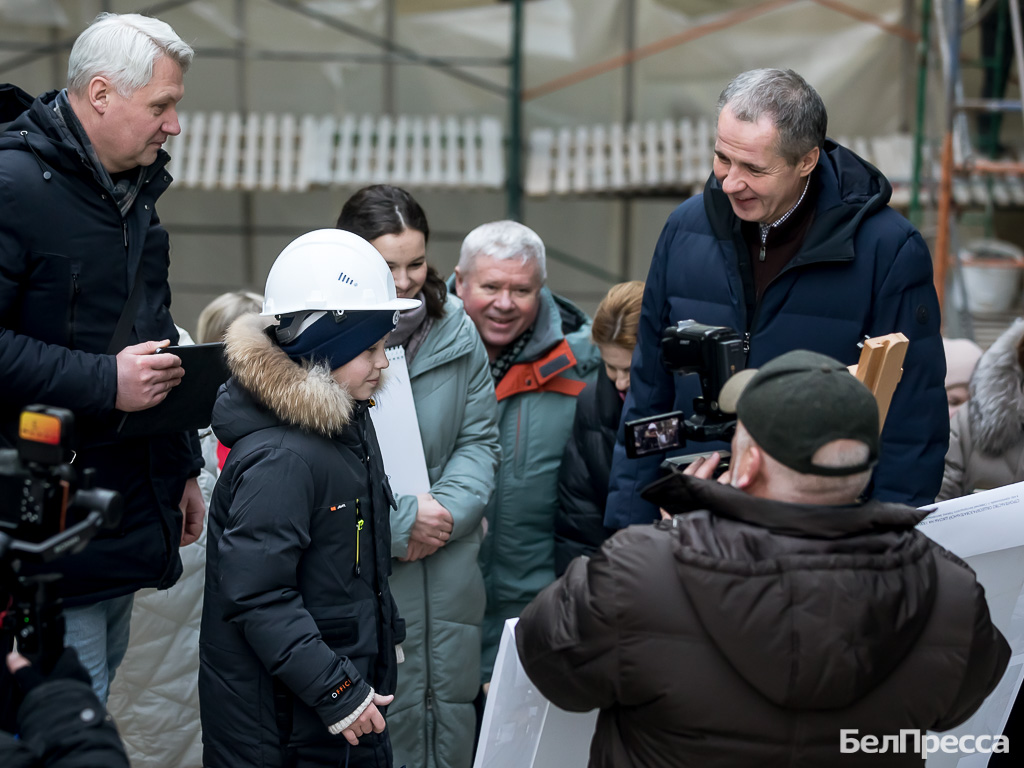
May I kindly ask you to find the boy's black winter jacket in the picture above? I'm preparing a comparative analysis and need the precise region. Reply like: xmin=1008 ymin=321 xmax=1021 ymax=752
xmin=200 ymin=314 xmax=403 ymax=768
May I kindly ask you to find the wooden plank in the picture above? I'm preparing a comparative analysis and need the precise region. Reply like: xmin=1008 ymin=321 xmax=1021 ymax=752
xmin=241 ymin=113 xmax=260 ymax=190
xmin=333 ymin=114 xmax=356 ymax=185
xmin=850 ymin=333 xmax=909 ymax=431
xmin=627 ymin=122 xmax=643 ymax=189
xmin=444 ymin=116 xmax=460 ymax=187
xmin=200 ymin=112 xmax=224 ymax=190
xmin=183 ymin=111 xmax=205 ymax=188
xmin=392 ymin=116 xmax=411 ymax=185
xmin=644 ymin=121 xmax=659 ymax=187
xmin=408 ymin=116 xmax=426 ymax=186
xmin=355 ymin=114 xmax=374 ymax=183
xmin=296 ymin=114 xmax=319 ymax=192
xmin=525 ymin=127 xmax=553 ymax=196
xmin=426 ymin=115 xmax=443 ymax=186
xmin=661 ymin=119 xmax=676 ymax=186
xmin=609 ymin=123 xmax=625 ymax=189
xmin=462 ymin=117 xmax=479 ymax=187
xmin=479 ymin=116 xmax=503 ymax=188
xmin=278 ymin=114 xmax=296 ymax=192
xmin=553 ymin=127 xmax=571 ymax=195
xmin=590 ymin=124 xmax=608 ymax=191
xmin=259 ymin=113 xmax=277 ymax=191
xmin=375 ymin=115 xmax=393 ymax=183
xmin=678 ymin=118 xmax=694 ymax=185
xmin=573 ymin=126 xmax=590 ymax=193
xmin=221 ymin=113 xmax=242 ymax=189
xmin=311 ymin=115 xmax=336 ymax=186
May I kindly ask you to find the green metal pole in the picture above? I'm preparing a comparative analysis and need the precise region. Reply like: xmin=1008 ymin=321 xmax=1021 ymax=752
xmin=507 ymin=0 xmax=524 ymax=221
xmin=910 ymin=0 xmax=932 ymax=228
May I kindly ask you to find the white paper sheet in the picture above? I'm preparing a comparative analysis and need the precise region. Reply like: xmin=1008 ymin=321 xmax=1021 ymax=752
xmin=917 ymin=482 xmax=1024 ymax=767
xmin=473 ymin=619 xmax=597 ymax=768
xmin=367 ymin=347 xmax=430 ymax=497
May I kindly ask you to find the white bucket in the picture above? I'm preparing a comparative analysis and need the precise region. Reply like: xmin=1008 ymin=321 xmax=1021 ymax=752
xmin=960 ymin=239 xmax=1024 ymax=315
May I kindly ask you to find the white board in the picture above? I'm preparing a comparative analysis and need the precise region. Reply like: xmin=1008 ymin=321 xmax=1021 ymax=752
xmin=368 ymin=347 xmax=430 ymax=497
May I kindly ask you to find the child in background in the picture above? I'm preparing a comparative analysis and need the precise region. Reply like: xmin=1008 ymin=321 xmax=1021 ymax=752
xmin=942 ymin=336 xmax=983 ymax=421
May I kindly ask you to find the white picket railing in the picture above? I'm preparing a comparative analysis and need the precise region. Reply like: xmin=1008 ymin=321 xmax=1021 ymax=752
xmin=525 ymin=120 xmax=1024 ymax=208
xmin=163 ymin=111 xmax=1024 ymax=207
xmin=163 ymin=112 xmax=505 ymax=192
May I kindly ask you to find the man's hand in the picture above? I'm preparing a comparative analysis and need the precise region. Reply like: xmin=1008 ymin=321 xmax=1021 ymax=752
xmin=682 ymin=452 xmax=731 ymax=485
xmin=115 ymin=340 xmax=185 ymax=412
xmin=341 ymin=693 xmax=393 ymax=746
xmin=410 ymin=493 xmax=454 ymax=548
xmin=179 ymin=477 xmax=205 ymax=546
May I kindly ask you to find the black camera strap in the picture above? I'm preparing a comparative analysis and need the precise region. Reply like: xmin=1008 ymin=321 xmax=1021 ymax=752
xmin=106 ymin=263 xmax=145 ymax=355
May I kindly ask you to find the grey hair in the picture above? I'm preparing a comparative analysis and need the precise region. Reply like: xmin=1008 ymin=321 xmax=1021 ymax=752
xmin=734 ymin=423 xmax=871 ymax=504
xmin=458 ymin=220 xmax=547 ymax=281
xmin=67 ymin=13 xmax=194 ymax=97
xmin=717 ymin=68 xmax=827 ymax=165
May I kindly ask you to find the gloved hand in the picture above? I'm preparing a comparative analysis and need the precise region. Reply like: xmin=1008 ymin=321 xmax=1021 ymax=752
xmin=6 ymin=647 xmax=92 ymax=694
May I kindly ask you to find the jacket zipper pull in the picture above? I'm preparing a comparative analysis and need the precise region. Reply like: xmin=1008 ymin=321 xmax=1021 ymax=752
xmin=122 ymin=220 xmax=128 ymax=248
xmin=758 ymin=244 xmax=766 ymax=262
xmin=354 ymin=499 xmax=363 ymax=576
xmin=742 ymin=332 xmax=751 ymax=356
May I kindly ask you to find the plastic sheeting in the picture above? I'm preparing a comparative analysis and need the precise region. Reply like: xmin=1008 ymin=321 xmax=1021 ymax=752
xmin=1 ymin=0 xmax=917 ymax=137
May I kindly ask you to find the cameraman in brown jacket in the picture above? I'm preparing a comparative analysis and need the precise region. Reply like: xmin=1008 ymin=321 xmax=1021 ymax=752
xmin=517 ymin=350 xmax=1009 ymax=767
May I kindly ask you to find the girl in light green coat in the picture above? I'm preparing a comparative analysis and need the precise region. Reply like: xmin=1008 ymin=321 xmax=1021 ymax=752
xmin=337 ymin=186 xmax=500 ymax=768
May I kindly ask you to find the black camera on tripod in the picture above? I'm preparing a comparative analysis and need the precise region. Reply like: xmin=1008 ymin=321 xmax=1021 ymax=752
xmin=624 ymin=320 xmax=746 ymax=461
xmin=0 ymin=406 xmax=121 ymax=674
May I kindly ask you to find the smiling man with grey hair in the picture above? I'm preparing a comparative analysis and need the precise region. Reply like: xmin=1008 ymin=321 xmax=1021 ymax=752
xmin=606 ymin=68 xmax=947 ymax=530
xmin=451 ymin=219 xmax=600 ymax=686
xmin=0 ymin=12 xmax=202 ymax=704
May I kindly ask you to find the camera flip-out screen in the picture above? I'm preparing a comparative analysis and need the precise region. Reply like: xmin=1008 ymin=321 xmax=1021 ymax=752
xmin=625 ymin=411 xmax=684 ymax=459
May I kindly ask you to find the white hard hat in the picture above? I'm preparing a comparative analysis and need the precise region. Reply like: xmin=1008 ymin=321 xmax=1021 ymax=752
xmin=262 ymin=229 xmax=420 ymax=317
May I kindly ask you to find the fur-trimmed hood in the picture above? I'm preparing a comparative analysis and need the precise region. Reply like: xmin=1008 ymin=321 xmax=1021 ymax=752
xmin=967 ymin=318 xmax=1024 ymax=454
xmin=214 ymin=313 xmax=361 ymax=442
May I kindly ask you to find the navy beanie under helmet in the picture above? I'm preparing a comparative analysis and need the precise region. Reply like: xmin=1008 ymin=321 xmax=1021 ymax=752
xmin=279 ymin=309 xmax=399 ymax=370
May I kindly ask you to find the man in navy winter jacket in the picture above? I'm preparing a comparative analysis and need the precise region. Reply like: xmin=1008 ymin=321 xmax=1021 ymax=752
xmin=0 ymin=13 xmax=203 ymax=702
xmin=606 ymin=68 xmax=947 ymax=528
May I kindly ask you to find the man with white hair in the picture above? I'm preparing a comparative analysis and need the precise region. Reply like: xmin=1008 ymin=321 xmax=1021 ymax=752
xmin=452 ymin=220 xmax=600 ymax=684
xmin=0 ymin=13 xmax=202 ymax=702
xmin=518 ymin=350 xmax=1009 ymax=768
xmin=607 ymin=68 xmax=947 ymax=530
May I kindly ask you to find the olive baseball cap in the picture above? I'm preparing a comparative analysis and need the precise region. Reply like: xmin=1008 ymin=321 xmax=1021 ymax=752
xmin=718 ymin=350 xmax=879 ymax=477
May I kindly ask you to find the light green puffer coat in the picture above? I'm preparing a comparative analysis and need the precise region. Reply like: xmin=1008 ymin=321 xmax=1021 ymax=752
xmin=477 ymin=287 xmax=601 ymax=681
xmin=387 ymin=294 xmax=501 ymax=768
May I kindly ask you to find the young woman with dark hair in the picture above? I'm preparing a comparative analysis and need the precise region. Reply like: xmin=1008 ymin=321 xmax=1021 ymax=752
xmin=336 ymin=185 xmax=500 ymax=768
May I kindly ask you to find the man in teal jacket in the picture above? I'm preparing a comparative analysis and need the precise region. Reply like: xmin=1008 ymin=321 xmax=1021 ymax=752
xmin=452 ymin=220 xmax=600 ymax=682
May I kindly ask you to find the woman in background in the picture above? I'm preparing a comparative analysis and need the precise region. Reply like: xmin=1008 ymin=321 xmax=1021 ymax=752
xmin=336 ymin=185 xmax=500 ymax=768
xmin=554 ymin=280 xmax=644 ymax=576
xmin=940 ymin=319 xmax=1024 ymax=501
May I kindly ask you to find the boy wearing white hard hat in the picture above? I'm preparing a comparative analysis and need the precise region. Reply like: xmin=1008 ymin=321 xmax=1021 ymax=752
xmin=199 ymin=230 xmax=419 ymax=768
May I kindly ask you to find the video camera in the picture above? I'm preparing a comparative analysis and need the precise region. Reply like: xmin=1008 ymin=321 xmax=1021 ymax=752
xmin=624 ymin=320 xmax=746 ymax=462
xmin=0 ymin=406 xmax=121 ymax=674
